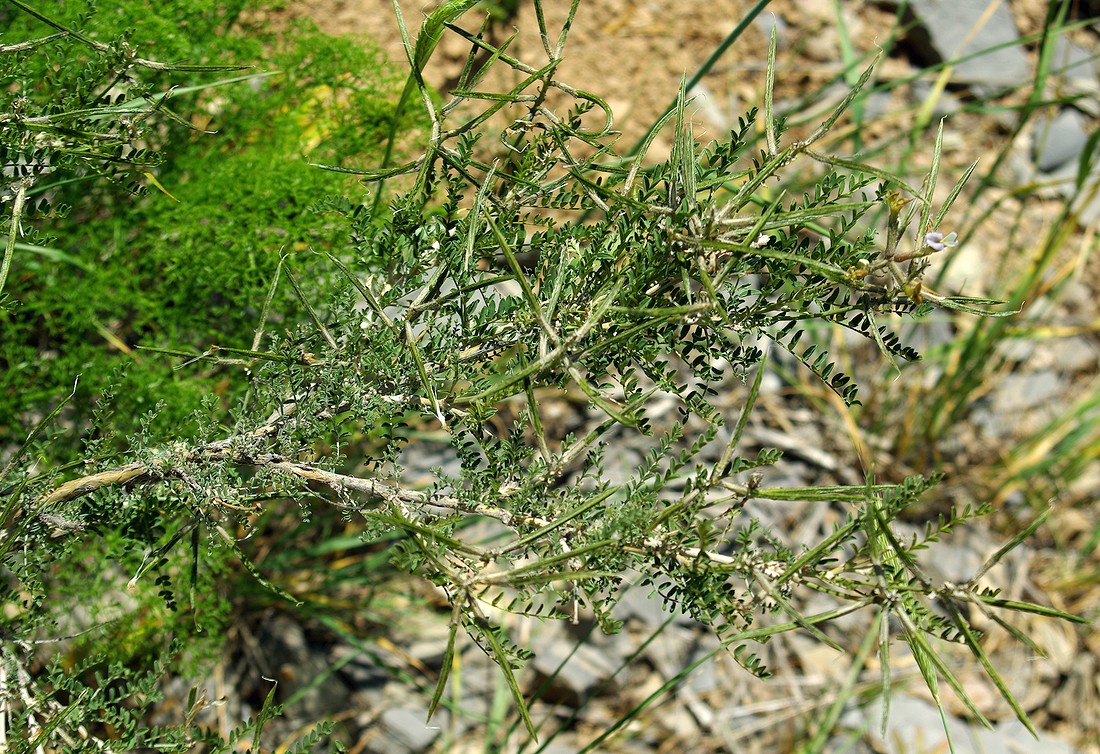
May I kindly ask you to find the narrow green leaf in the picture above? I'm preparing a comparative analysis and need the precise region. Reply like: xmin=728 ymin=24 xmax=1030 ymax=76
xmin=474 ymin=619 xmax=536 ymax=738
xmin=428 ymin=606 xmax=461 ymax=721
xmin=972 ymin=508 xmax=1051 ymax=582
xmin=935 ymin=296 xmax=1017 ymax=317
xmin=976 ymin=596 xmax=1089 ymax=623
xmin=943 ymin=601 xmax=1037 ymax=736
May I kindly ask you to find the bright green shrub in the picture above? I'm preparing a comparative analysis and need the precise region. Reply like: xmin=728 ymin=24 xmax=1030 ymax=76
xmin=1 ymin=0 xmax=404 ymax=460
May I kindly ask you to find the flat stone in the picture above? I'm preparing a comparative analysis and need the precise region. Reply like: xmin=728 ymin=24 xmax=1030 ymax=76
xmin=847 ymin=694 xmax=1085 ymax=754
xmin=1049 ymin=335 xmax=1099 ymax=375
xmin=689 ymin=82 xmax=734 ymax=133
xmin=1049 ymin=37 xmax=1100 ymax=116
xmin=753 ymin=11 xmax=790 ymax=49
xmin=1074 ymin=172 xmax=1100 ymax=225
xmin=1034 ymin=108 xmax=1091 ymax=173
xmin=990 ymin=370 xmax=1062 ymax=413
xmin=530 ymin=635 xmax=619 ymax=707
xmin=883 ymin=0 xmax=1031 ymax=88
xmin=682 ymin=647 xmax=719 ymax=695
xmin=910 ymin=79 xmax=963 ymax=119
xmin=615 ymin=577 xmax=682 ymax=626
xmin=971 ymin=369 xmax=1064 ymax=439
xmin=334 ymin=648 xmax=390 ymax=690
xmin=379 ymin=707 xmax=444 ymax=754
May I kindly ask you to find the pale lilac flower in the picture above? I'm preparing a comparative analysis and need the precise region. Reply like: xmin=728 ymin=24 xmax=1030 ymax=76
xmin=924 ymin=231 xmax=958 ymax=252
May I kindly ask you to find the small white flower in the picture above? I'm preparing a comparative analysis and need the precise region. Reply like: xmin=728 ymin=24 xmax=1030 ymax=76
xmin=924 ymin=231 xmax=958 ymax=252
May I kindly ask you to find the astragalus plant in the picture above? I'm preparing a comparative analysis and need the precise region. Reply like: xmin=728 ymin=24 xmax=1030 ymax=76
xmin=2 ymin=0 xmax=1082 ymax=749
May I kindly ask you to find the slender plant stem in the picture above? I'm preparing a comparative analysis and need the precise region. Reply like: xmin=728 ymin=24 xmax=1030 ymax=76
xmin=0 ymin=182 xmax=28 ymax=299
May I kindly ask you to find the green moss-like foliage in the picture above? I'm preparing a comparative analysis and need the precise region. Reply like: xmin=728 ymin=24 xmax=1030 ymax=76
xmin=0 ymin=1 xmax=406 ymax=459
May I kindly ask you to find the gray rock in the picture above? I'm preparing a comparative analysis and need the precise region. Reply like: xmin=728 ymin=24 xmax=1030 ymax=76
xmin=1074 ymin=174 xmax=1100 ymax=225
xmin=1058 ymin=279 xmax=1097 ymax=319
xmin=993 ymin=719 xmax=1083 ymax=754
xmin=638 ymin=617 xmax=719 ymax=691
xmin=258 ymin=614 xmax=352 ymax=722
xmin=1034 ymin=108 xmax=1091 ymax=173
xmin=1056 ymin=336 xmax=1100 ymax=375
xmin=334 ymin=648 xmax=390 ymax=690
xmin=395 ymin=609 xmax=455 ymax=670
xmin=682 ymin=641 xmax=721 ymax=695
xmin=909 ymin=79 xmax=963 ymax=119
xmin=615 ymin=575 xmax=706 ymax=630
xmin=917 ymin=528 xmax=984 ymax=584
xmin=530 ymin=634 xmax=619 ymax=707
xmin=538 ymin=746 xmax=580 ymax=754
xmin=970 ymin=369 xmax=1065 ymax=440
xmin=378 ymin=707 xmax=445 ymax=754
xmin=1019 ymin=117 xmax=1100 ymax=224
xmin=862 ymin=90 xmax=898 ymax=122
xmin=689 ymin=82 xmax=734 ymax=133
xmin=909 ymin=313 xmax=957 ymax=353
xmin=1049 ymin=37 xmax=1100 ymax=117
xmin=615 ymin=578 xmax=682 ymax=626
xmin=884 ymin=0 xmax=1031 ymax=89
xmin=990 ymin=370 xmax=1063 ymax=413
xmin=846 ymin=694 xmax=1084 ymax=753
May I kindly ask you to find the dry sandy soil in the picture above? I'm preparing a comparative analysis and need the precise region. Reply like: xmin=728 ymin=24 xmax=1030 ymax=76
xmin=273 ymin=0 xmax=1053 ymax=158
xmin=274 ymin=0 xmax=878 ymax=158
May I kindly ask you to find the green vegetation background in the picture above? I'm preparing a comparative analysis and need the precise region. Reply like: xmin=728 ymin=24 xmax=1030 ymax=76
xmin=1 ymin=0 xmax=403 ymax=457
